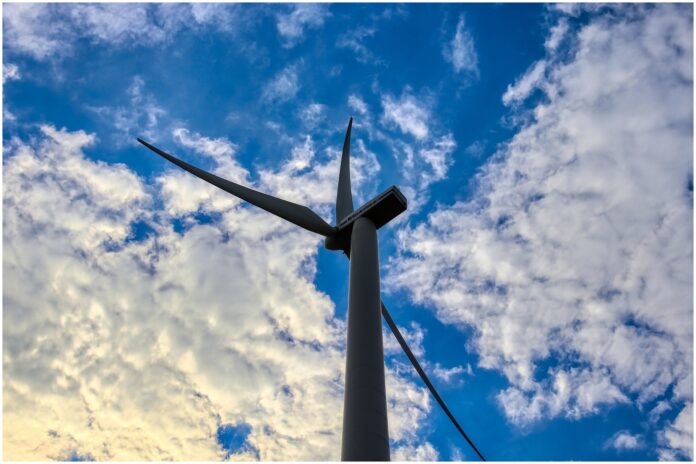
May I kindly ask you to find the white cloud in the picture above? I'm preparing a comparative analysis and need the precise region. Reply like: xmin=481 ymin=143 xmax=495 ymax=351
xmin=378 ymin=88 xmax=457 ymax=215
xmin=605 ymin=430 xmax=643 ymax=452
xmin=384 ymin=322 xmax=426 ymax=359
xmin=658 ymin=403 xmax=693 ymax=460
xmin=443 ymin=14 xmax=479 ymax=78
xmin=391 ymin=442 xmax=439 ymax=461
xmin=389 ymin=134 xmax=457 ymax=216
xmin=464 ymin=140 xmax=486 ymax=158
xmin=88 ymin=76 xmax=165 ymax=145
xmin=3 ymin=3 xmax=66 ymax=59
xmin=298 ymin=102 xmax=326 ymax=129
xmin=432 ymin=363 xmax=470 ymax=385
xmin=3 ymin=125 xmax=434 ymax=459
xmin=348 ymin=94 xmax=369 ymax=117
xmin=3 ymin=4 xmax=244 ymax=60
xmin=171 ymin=127 xmax=247 ymax=181
xmin=418 ymin=133 xmax=456 ymax=186
xmin=337 ymin=26 xmax=380 ymax=64
xmin=257 ymin=134 xmax=381 ymax=219
xmin=502 ymin=59 xmax=547 ymax=106
xmin=275 ymin=4 xmax=329 ymax=48
xmin=262 ymin=65 xmax=300 ymax=104
xmin=545 ymin=19 xmax=569 ymax=52
xmin=388 ymin=4 xmax=693 ymax=452
xmin=3 ymin=63 xmax=21 ymax=82
xmin=381 ymin=91 xmax=430 ymax=140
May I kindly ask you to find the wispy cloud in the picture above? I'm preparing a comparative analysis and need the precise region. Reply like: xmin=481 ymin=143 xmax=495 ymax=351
xmin=88 ymin=76 xmax=165 ymax=145
xmin=262 ymin=65 xmax=300 ymax=104
xmin=348 ymin=95 xmax=369 ymax=117
xmin=442 ymin=14 xmax=479 ymax=78
xmin=388 ymin=5 xmax=693 ymax=456
xmin=298 ymin=102 xmax=326 ymax=129
xmin=275 ymin=4 xmax=329 ymax=48
xmin=336 ymin=26 xmax=380 ymax=64
xmin=379 ymin=88 xmax=457 ymax=214
xmin=432 ymin=363 xmax=472 ymax=385
xmin=502 ymin=59 xmax=547 ymax=106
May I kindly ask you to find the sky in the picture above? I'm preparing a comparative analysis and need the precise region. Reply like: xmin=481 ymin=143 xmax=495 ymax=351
xmin=2 ymin=2 xmax=693 ymax=461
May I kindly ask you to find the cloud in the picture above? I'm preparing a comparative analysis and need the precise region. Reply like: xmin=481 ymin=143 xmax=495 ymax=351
xmin=379 ymin=88 xmax=458 ymax=214
xmin=605 ymin=430 xmax=643 ymax=452
xmin=298 ymin=102 xmax=326 ymax=129
xmin=432 ymin=363 xmax=471 ymax=385
xmin=383 ymin=322 xmax=426 ymax=359
xmin=3 ymin=4 xmax=244 ymax=61
xmin=545 ymin=18 xmax=569 ymax=52
xmin=348 ymin=94 xmax=369 ymax=117
xmin=502 ymin=59 xmax=547 ymax=106
xmin=3 ymin=124 xmax=434 ymax=460
xmin=658 ymin=403 xmax=693 ymax=460
xmin=381 ymin=91 xmax=431 ymax=140
xmin=387 ymin=3 xmax=693 ymax=454
xmin=443 ymin=14 xmax=479 ymax=78
xmin=391 ymin=442 xmax=439 ymax=460
xmin=336 ymin=26 xmax=380 ymax=64
xmin=275 ymin=4 xmax=329 ymax=48
xmin=262 ymin=65 xmax=300 ymax=104
xmin=88 ymin=76 xmax=165 ymax=146
xmin=3 ymin=63 xmax=21 ymax=82
xmin=171 ymin=127 xmax=247 ymax=181
xmin=257 ymin=134 xmax=381 ymax=217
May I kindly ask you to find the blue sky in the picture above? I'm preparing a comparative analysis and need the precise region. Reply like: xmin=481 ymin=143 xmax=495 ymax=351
xmin=3 ymin=3 xmax=693 ymax=461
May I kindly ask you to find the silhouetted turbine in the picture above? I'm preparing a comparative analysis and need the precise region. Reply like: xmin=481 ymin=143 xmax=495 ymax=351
xmin=138 ymin=118 xmax=485 ymax=461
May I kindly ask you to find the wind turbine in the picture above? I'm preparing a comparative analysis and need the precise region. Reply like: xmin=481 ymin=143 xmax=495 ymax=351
xmin=137 ymin=118 xmax=485 ymax=461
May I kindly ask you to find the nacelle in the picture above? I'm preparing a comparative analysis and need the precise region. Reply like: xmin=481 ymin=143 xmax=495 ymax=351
xmin=325 ymin=185 xmax=407 ymax=252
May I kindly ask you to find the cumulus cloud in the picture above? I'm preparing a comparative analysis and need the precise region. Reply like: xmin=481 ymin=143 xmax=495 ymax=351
xmin=388 ymin=4 xmax=692 ymax=457
xmin=275 ymin=4 xmax=329 ymax=48
xmin=3 ymin=123 xmax=434 ymax=460
xmin=605 ymin=430 xmax=643 ymax=452
xmin=442 ymin=14 xmax=479 ymax=78
xmin=262 ymin=65 xmax=300 ymax=104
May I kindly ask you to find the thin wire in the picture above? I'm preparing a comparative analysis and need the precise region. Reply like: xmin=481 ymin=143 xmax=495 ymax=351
xmin=381 ymin=301 xmax=487 ymax=461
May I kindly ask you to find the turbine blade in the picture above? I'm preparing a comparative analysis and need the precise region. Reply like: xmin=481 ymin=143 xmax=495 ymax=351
xmin=137 ymin=138 xmax=336 ymax=237
xmin=335 ymin=117 xmax=354 ymax=224
xmin=381 ymin=301 xmax=487 ymax=461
